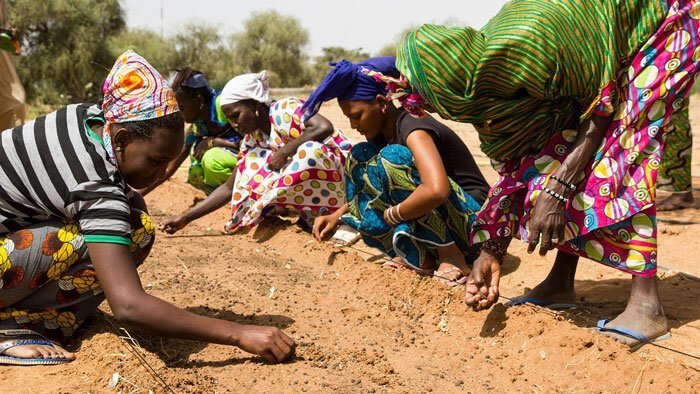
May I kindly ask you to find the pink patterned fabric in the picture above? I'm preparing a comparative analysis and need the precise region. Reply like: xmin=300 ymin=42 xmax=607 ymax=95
xmin=472 ymin=0 xmax=700 ymax=276
xmin=225 ymin=97 xmax=352 ymax=231
xmin=360 ymin=68 xmax=431 ymax=118
xmin=102 ymin=50 xmax=178 ymax=130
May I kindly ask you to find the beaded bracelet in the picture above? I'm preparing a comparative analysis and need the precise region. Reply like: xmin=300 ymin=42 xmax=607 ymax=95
xmin=481 ymin=239 xmax=507 ymax=263
xmin=543 ymin=186 xmax=569 ymax=203
xmin=550 ymin=175 xmax=577 ymax=190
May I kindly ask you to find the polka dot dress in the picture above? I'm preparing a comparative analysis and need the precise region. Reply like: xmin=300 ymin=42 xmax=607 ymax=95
xmin=226 ymin=97 xmax=352 ymax=231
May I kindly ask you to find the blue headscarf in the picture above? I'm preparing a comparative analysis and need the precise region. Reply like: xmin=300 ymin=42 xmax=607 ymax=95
xmin=302 ymin=56 xmax=400 ymax=120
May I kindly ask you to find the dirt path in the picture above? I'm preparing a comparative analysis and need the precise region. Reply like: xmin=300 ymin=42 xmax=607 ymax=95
xmin=0 ymin=103 xmax=698 ymax=392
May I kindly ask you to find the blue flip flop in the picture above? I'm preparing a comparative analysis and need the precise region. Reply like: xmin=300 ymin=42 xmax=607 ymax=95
xmin=0 ymin=329 xmax=73 ymax=366
xmin=504 ymin=297 xmax=578 ymax=310
xmin=596 ymin=319 xmax=672 ymax=352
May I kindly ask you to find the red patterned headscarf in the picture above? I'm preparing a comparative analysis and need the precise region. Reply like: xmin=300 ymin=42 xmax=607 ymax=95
xmin=102 ymin=50 xmax=179 ymax=131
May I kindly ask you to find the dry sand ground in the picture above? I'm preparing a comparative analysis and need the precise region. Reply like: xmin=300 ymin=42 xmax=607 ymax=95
xmin=1 ymin=101 xmax=699 ymax=393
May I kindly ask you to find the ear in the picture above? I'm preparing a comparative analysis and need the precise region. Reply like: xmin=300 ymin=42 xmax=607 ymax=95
xmin=111 ymin=125 xmax=133 ymax=155
xmin=196 ymin=94 xmax=206 ymax=109
xmin=374 ymin=94 xmax=389 ymax=106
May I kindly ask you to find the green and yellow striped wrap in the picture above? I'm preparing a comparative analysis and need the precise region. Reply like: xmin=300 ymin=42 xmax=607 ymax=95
xmin=396 ymin=0 xmax=667 ymax=160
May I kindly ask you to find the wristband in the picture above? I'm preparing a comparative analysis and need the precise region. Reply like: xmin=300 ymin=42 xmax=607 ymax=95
xmin=395 ymin=203 xmax=407 ymax=222
xmin=550 ymin=175 xmax=577 ymax=190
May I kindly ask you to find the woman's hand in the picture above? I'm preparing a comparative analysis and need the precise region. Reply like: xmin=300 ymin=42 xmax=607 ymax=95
xmin=465 ymin=251 xmax=502 ymax=311
xmin=383 ymin=208 xmax=397 ymax=227
xmin=269 ymin=145 xmax=293 ymax=171
xmin=192 ymin=138 xmax=213 ymax=161
xmin=312 ymin=213 xmax=341 ymax=241
xmin=160 ymin=214 xmax=190 ymax=234
xmin=236 ymin=325 xmax=296 ymax=363
xmin=527 ymin=188 xmax=568 ymax=256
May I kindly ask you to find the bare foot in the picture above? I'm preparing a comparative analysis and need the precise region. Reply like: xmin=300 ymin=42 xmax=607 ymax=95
xmin=516 ymin=278 xmax=577 ymax=305
xmin=1 ymin=337 xmax=75 ymax=361
xmin=434 ymin=244 xmax=471 ymax=285
xmin=513 ymin=251 xmax=578 ymax=305
xmin=657 ymin=191 xmax=695 ymax=211
xmin=599 ymin=276 xmax=668 ymax=348
xmin=600 ymin=304 xmax=668 ymax=347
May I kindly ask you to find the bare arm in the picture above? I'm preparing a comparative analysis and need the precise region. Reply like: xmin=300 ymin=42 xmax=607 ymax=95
xmin=392 ymin=130 xmax=451 ymax=220
xmin=269 ymin=113 xmax=334 ymax=170
xmin=528 ymin=113 xmax=613 ymax=254
xmin=160 ymin=171 xmax=235 ymax=233
xmin=213 ymin=137 xmax=240 ymax=151
xmin=87 ymin=242 xmax=295 ymax=362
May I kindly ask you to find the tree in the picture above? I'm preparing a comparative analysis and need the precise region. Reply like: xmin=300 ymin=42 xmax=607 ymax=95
xmin=375 ymin=26 xmax=417 ymax=58
xmin=173 ymin=23 xmax=241 ymax=90
xmin=9 ymin=0 xmax=125 ymax=103
xmin=311 ymin=46 xmax=369 ymax=84
xmin=377 ymin=19 xmax=465 ymax=58
xmin=108 ymin=28 xmax=179 ymax=76
xmin=231 ymin=10 xmax=310 ymax=88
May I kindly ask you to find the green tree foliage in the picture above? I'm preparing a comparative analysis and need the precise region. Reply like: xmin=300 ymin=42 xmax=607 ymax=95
xmin=173 ymin=23 xmax=241 ymax=90
xmin=108 ymin=28 xmax=178 ymax=75
xmin=375 ymin=26 xmax=417 ymax=58
xmin=231 ymin=10 xmax=311 ymax=88
xmin=9 ymin=0 xmax=125 ymax=103
xmin=310 ymin=46 xmax=369 ymax=85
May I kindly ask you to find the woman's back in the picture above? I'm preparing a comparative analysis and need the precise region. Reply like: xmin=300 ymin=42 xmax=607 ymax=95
xmin=0 ymin=104 xmax=132 ymax=243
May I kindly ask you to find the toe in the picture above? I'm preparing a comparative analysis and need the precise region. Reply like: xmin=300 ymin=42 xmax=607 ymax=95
xmin=35 ymin=345 xmax=51 ymax=359
xmin=600 ymin=331 xmax=636 ymax=346
xmin=55 ymin=345 xmax=75 ymax=360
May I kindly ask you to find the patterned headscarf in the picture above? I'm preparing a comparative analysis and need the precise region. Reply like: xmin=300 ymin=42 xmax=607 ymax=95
xmin=302 ymin=57 xmax=410 ymax=120
xmin=359 ymin=68 xmax=430 ymax=118
xmin=102 ymin=50 xmax=179 ymax=133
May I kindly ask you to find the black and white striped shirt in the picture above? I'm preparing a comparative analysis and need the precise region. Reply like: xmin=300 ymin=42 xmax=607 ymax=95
xmin=0 ymin=103 xmax=132 ymax=245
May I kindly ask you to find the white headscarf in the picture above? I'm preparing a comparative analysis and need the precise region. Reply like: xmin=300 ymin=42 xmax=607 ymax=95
xmin=219 ymin=71 xmax=272 ymax=106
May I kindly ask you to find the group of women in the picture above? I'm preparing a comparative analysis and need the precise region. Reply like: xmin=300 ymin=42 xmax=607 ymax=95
xmin=0 ymin=0 xmax=697 ymax=366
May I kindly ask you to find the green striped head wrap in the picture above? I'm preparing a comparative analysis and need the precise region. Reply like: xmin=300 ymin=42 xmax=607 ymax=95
xmin=396 ymin=0 xmax=667 ymax=160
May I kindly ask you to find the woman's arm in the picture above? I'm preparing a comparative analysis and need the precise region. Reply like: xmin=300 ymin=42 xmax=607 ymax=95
xmin=528 ymin=113 xmax=613 ymax=255
xmin=137 ymin=146 xmax=189 ymax=197
xmin=268 ymin=113 xmax=334 ymax=171
xmin=386 ymin=130 xmax=451 ymax=221
xmin=87 ymin=242 xmax=295 ymax=363
xmin=161 ymin=171 xmax=235 ymax=234
xmin=213 ymin=137 xmax=240 ymax=151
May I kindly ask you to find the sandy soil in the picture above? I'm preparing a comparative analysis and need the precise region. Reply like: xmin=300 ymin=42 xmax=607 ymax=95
xmin=0 ymin=101 xmax=699 ymax=393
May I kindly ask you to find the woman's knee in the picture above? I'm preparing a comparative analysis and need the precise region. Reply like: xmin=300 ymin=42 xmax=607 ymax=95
xmin=201 ymin=148 xmax=238 ymax=170
xmin=348 ymin=142 xmax=381 ymax=163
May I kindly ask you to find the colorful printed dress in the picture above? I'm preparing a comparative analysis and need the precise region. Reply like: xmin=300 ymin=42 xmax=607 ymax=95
xmin=397 ymin=0 xmax=700 ymax=277
xmin=341 ymin=143 xmax=483 ymax=270
xmin=659 ymin=97 xmax=693 ymax=193
xmin=226 ymin=97 xmax=352 ymax=230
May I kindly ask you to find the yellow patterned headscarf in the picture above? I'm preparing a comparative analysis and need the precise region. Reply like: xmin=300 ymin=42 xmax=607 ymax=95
xmin=102 ymin=50 xmax=179 ymax=129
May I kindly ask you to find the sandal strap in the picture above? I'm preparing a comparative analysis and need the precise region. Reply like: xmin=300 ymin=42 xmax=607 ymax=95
xmin=0 ymin=329 xmax=44 ymax=338
xmin=0 ymin=339 xmax=58 ymax=355
xmin=596 ymin=319 xmax=650 ymax=342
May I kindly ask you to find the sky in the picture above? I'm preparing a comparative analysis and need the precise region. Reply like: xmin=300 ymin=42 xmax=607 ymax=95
xmin=123 ymin=0 xmax=511 ymax=56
